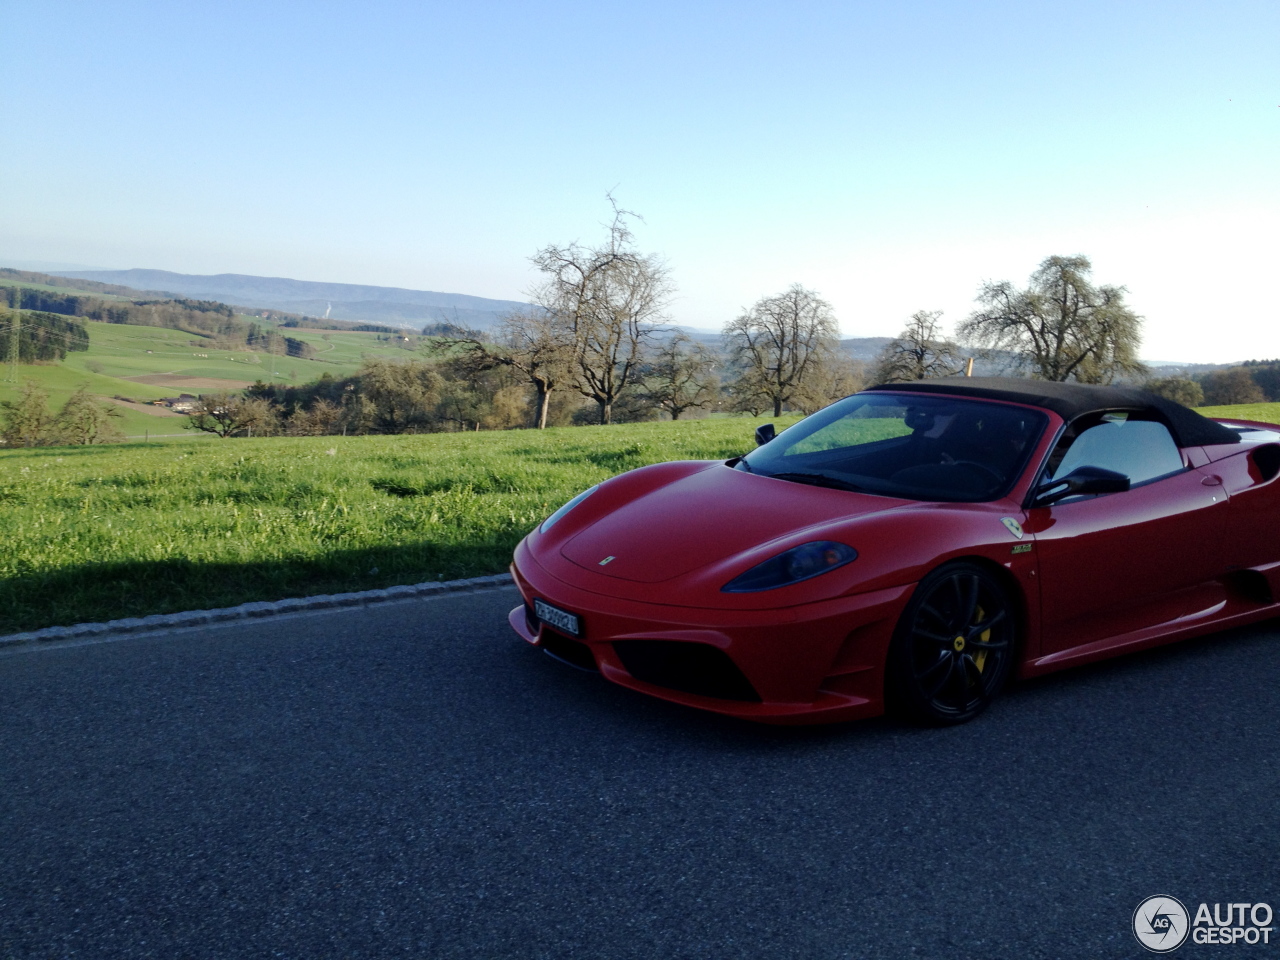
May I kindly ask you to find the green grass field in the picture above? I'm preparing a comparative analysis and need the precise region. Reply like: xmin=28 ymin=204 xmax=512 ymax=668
xmin=1198 ymin=402 xmax=1280 ymax=423
xmin=0 ymin=416 xmax=800 ymax=633
xmin=0 ymin=317 xmax=427 ymax=439
xmin=59 ymin=319 xmax=418 ymax=385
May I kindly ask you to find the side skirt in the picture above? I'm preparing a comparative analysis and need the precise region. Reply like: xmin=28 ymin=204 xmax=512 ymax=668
xmin=1024 ymin=596 xmax=1280 ymax=676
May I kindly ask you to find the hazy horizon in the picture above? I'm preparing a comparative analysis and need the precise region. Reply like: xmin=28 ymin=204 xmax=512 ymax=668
xmin=0 ymin=259 xmax=1261 ymax=368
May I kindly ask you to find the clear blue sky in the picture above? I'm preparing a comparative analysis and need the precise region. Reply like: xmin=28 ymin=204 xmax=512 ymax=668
xmin=2 ymin=0 xmax=1276 ymax=362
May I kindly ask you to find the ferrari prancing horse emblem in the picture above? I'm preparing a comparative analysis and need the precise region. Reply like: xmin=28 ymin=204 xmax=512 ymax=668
xmin=1000 ymin=517 xmax=1024 ymax=540
xmin=599 ymin=556 xmax=616 ymax=566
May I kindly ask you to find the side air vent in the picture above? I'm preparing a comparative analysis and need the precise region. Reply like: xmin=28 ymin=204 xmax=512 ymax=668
xmin=613 ymin=640 xmax=761 ymax=702
xmin=1252 ymin=444 xmax=1280 ymax=483
xmin=1224 ymin=570 xmax=1274 ymax=606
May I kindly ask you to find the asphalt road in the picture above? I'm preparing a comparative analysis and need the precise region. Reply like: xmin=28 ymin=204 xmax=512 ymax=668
xmin=1 ymin=586 xmax=1277 ymax=960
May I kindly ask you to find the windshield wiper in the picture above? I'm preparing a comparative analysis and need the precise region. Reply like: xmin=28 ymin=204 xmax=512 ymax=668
xmin=726 ymin=456 xmax=752 ymax=472
xmin=766 ymin=472 xmax=863 ymax=492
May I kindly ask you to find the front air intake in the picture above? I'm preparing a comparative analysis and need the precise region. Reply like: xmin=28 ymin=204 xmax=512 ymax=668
xmin=613 ymin=640 xmax=760 ymax=702
xmin=541 ymin=630 xmax=598 ymax=672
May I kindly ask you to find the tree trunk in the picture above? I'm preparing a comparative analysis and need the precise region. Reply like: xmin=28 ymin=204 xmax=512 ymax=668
xmin=600 ymin=399 xmax=612 ymax=425
xmin=534 ymin=382 xmax=550 ymax=429
xmin=773 ymin=397 xmax=783 ymax=417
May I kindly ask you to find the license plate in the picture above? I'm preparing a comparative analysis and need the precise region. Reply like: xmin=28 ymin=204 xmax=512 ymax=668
xmin=534 ymin=598 xmax=580 ymax=637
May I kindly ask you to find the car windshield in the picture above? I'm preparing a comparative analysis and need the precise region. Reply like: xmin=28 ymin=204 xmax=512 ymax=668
xmin=738 ymin=393 xmax=1048 ymax=502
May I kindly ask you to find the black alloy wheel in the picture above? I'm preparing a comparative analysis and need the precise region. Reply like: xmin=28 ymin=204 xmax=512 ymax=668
xmin=888 ymin=561 xmax=1017 ymax=725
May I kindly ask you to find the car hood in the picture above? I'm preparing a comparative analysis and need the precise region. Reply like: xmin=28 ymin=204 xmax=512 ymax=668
xmin=560 ymin=463 xmax=907 ymax=583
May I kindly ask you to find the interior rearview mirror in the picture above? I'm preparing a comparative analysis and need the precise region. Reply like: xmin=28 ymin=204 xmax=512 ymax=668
xmin=1034 ymin=465 xmax=1130 ymax=506
xmin=755 ymin=423 xmax=776 ymax=446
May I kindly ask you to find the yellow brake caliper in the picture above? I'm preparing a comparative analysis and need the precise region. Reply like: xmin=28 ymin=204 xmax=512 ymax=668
xmin=972 ymin=605 xmax=988 ymax=673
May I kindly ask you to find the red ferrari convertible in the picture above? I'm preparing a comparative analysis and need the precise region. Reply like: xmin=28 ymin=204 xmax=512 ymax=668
xmin=508 ymin=378 xmax=1280 ymax=724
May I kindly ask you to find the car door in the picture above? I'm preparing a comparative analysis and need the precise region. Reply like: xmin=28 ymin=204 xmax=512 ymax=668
xmin=1025 ymin=412 xmax=1230 ymax=655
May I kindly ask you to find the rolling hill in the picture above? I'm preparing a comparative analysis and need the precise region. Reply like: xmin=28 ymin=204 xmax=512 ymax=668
xmin=58 ymin=269 xmax=530 ymax=330
xmin=0 ymin=318 xmax=431 ymax=439
xmin=0 ymin=273 xmax=441 ymax=439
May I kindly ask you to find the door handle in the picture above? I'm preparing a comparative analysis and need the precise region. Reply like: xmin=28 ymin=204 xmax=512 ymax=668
xmin=1201 ymin=474 xmax=1223 ymax=486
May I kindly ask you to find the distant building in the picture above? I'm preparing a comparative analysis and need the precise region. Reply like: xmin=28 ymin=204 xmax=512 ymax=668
xmin=153 ymin=394 xmax=199 ymax=413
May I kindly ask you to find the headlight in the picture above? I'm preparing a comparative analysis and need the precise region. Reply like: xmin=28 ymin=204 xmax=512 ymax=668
xmin=540 ymin=485 xmax=599 ymax=533
xmin=721 ymin=541 xmax=857 ymax=593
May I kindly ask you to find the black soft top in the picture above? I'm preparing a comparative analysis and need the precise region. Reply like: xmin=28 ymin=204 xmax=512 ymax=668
xmin=864 ymin=377 xmax=1240 ymax=448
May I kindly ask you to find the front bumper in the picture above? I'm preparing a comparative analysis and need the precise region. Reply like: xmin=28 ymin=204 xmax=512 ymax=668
xmin=509 ymin=541 xmax=914 ymax=724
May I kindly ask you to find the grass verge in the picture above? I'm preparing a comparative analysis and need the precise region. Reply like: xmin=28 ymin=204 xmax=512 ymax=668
xmin=0 ymin=416 xmax=797 ymax=633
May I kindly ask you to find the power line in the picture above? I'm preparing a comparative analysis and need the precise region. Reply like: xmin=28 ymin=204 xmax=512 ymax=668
xmin=6 ymin=290 xmax=19 ymax=382
xmin=0 ymin=321 xmax=92 ymax=344
xmin=0 ymin=310 xmax=92 ymax=373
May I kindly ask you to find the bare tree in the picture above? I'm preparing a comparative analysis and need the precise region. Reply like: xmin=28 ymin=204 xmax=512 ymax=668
xmin=1 ymin=381 xmax=125 ymax=447
xmin=430 ymin=310 xmax=573 ymax=429
xmin=0 ymin=379 xmax=54 ymax=447
xmin=790 ymin=354 xmax=865 ymax=414
xmin=722 ymin=284 xmax=839 ymax=417
xmin=496 ymin=310 xmax=572 ymax=428
xmin=641 ymin=333 xmax=719 ymax=420
xmin=54 ymin=385 xmax=125 ymax=444
xmin=958 ymin=255 xmax=1144 ymax=383
xmin=186 ymin=392 xmax=277 ymax=438
xmin=727 ymin=375 xmax=771 ymax=416
xmin=357 ymin=359 xmax=444 ymax=434
xmin=286 ymin=398 xmax=344 ymax=435
xmin=531 ymin=200 xmax=672 ymax=424
xmin=872 ymin=310 xmax=965 ymax=383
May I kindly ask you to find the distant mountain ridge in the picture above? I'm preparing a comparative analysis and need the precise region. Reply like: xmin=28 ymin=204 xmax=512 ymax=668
xmin=58 ymin=269 xmax=530 ymax=330
xmin=0 ymin=267 xmax=170 ymax=300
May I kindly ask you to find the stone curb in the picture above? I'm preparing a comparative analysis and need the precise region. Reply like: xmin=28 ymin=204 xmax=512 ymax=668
xmin=0 ymin=573 xmax=515 ymax=651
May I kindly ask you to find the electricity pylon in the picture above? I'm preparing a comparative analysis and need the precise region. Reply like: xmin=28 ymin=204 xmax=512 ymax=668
xmin=5 ymin=289 xmax=18 ymax=382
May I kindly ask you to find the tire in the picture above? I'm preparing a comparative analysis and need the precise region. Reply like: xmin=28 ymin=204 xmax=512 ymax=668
xmin=887 ymin=561 xmax=1017 ymax=725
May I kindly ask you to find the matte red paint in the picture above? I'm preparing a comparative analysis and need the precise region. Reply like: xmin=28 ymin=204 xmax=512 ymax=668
xmin=508 ymin=397 xmax=1280 ymax=724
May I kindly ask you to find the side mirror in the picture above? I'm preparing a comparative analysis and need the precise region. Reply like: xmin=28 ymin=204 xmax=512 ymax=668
xmin=1034 ymin=465 xmax=1130 ymax=506
xmin=755 ymin=423 xmax=776 ymax=446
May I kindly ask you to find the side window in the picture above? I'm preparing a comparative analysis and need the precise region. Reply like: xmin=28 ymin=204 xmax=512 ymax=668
xmin=1050 ymin=413 xmax=1185 ymax=487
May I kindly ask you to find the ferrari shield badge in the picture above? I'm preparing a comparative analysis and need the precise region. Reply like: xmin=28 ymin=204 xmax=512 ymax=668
xmin=1000 ymin=517 xmax=1024 ymax=540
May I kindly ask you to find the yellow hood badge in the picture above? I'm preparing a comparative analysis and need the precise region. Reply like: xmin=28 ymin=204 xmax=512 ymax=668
xmin=1000 ymin=517 xmax=1024 ymax=540
xmin=599 ymin=556 xmax=616 ymax=566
